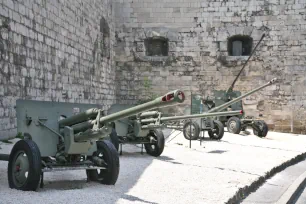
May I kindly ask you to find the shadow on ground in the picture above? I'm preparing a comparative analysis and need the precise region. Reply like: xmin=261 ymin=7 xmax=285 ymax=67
xmin=0 ymin=132 xmax=179 ymax=204
xmin=39 ymin=152 xmax=159 ymax=203
xmin=31 ymin=130 xmax=178 ymax=203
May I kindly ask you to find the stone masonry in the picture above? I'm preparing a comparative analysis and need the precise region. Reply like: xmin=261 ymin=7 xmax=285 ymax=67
xmin=0 ymin=0 xmax=116 ymax=139
xmin=113 ymin=0 xmax=306 ymax=134
xmin=0 ymin=0 xmax=306 ymax=139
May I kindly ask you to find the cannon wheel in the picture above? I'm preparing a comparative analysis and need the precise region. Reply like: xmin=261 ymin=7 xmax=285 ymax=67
xmin=86 ymin=140 xmax=119 ymax=185
xmin=208 ymin=120 xmax=224 ymax=140
xmin=8 ymin=139 xmax=41 ymax=191
xmin=109 ymin=129 xmax=119 ymax=151
xmin=182 ymin=121 xmax=200 ymax=140
xmin=227 ymin=117 xmax=242 ymax=134
xmin=253 ymin=120 xmax=269 ymax=138
xmin=144 ymin=129 xmax=165 ymax=157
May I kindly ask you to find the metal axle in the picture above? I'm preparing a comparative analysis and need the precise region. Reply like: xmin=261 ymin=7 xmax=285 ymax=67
xmin=140 ymin=110 xmax=243 ymax=124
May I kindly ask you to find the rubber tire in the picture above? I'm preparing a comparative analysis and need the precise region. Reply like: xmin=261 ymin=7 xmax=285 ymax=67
xmin=86 ymin=140 xmax=120 ymax=185
xmin=144 ymin=129 xmax=165 ymax=157
xmin=253 ymin=120 xmax=269 ymax=138
xmin=227 ymin=117 xmax=242 ymax=134
xmin=109 ymin=129 xmax=119 ymax=151
xmin=208 ymin=120 xmax=224 ymax=140
xmin=182 ymin=121 xmax=200 ymax=140
xmin=8 ymin=139 xmax=42 ymax=191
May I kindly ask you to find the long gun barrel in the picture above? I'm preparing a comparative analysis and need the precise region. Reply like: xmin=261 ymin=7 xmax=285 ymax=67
xmin=208 ymin=78 xmax=277 ymax=113
xmin=226 ymin=33 xmax=266 ymax=94
xmin=59 ymin=90 xmax=185 ymax=133
xmin=99 ymin=90 xmax=184 ymax=124
xmin=58 ymin=108 xmax=100 ymax=127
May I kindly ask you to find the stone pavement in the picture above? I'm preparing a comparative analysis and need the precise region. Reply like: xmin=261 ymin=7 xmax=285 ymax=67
xmin=1 ymin=129 xmax=306 ymax=204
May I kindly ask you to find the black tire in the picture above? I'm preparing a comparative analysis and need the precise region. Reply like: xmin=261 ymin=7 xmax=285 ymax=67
xmin=144 ymin=129 xmax=165 ymax=157
xmin=182 ymin=121 xmax=200 ymax=140
xmin=108 ymin=129 xmax=119 ymax=151
xmin=208 ymin=120 xmax=224 ymax=140
xmin=86 ymin=140 xmax=119 ymax=185
xmin=227 ymin=117 xmax=242 ymax=134
xmin=8 ymin=139 xmax=41 ymax=191
xmin=253 ymin=120 xmax=269 ymax=138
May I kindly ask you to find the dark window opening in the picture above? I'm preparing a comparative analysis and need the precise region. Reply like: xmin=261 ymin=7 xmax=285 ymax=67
xmin=99 ymin=17 xmax=110 ymax=59
xmin=100 ymin=17 xmax=110 ymax=36
xmin=228 ymin=35 xmax=253 ymax=56
xmin=144 ymin=37 xmax=169 ymax=56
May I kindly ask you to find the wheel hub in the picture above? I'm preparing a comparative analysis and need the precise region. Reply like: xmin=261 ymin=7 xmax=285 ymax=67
xmin=148 ymin=134 xmax=157 ymax=149
xmin=186 ymin=125 xmax=195 ymax=137
xmin=229 ymin=121 xmax=236 ymax=129
xmin=12 ymin=151 xmax=29 ymax=187
xmin=258 ymin=123 xmax=263 ymax=130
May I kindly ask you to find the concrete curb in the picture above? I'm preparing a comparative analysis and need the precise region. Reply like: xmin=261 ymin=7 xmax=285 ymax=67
xmin=226 ymin=152 xmax=306 ymax=204
xmin=276 ymin=167 xmax=306 ymax=204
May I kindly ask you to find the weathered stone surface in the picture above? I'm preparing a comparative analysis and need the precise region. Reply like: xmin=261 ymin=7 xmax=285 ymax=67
xmin=0 ymin=0 xmax=306 ymax=137
xmin=0 ymin=0 xmax=116 ymax=139
xmin=114 ymin=0 xmax=306 ymax=134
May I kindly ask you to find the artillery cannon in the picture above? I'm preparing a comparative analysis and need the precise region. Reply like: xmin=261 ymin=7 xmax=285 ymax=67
xmin=108 ymin=105 xmax=243 ymax=155
xmin=0 ymin=90 xmax=185 ymax=191
xmin=166 ymin=78 xmax=277 ymax=140
xmin=202 ymin=33 xmax=272 ymax=137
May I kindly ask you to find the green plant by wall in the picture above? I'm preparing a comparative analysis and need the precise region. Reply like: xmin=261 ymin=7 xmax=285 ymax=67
xmin=16 ymin=132 xmax=24 ymax=139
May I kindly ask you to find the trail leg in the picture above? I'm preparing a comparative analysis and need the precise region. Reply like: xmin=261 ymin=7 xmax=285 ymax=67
xmin=40 ymin=172 xmax=44 ymax=188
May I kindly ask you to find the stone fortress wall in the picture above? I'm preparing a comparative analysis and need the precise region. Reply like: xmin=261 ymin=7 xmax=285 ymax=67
xmin=0 ymin=0 xmax=306 ymax=139
xmin=0 ymin=0 xmax=116 ymax=139
xmin=113 ymin=0 xmax=306 ymax=134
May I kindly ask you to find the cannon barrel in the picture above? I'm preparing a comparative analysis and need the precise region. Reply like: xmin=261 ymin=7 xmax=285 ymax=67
xmin=62 ymin=90 xmax=185 ymax=132
xmin=71 ymin=120 xmax=95 ymax=133
xmin=98 ymin=89 xmax=185 ymax=124
xmin=207 ymin=78 xmax=277 ymax=113
xmin=140 ymin=110 xmax=243 ymax=124
xmin=59 ymin=108 xmax=100 ymax=127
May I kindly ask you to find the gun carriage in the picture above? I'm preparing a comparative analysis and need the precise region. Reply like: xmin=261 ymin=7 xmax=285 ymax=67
xmin=0 ymin=90 xmax=186 ymax=191
xmin=108 ymin=104 xmax=244 ymax=154
xmin=200 ymin=34 xmax=272 ymax=137
xmin=164 ymin=78 xmax=277 ymax=141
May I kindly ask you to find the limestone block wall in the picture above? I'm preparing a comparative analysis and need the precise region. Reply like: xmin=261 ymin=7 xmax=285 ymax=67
xmin=0 ymin=0 xmax=116 ymax=139
xmin=113 ymin=0 xmax=306 ymax=134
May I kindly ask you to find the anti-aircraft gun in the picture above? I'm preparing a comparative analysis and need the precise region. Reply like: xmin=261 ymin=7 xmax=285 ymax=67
xmin=0 ymin=90 xmax=186 ymax=191
xmin=202 ymin=33 xmax=270 ymax=137
xmin=165 ymin=78 xmax=277 ymax=140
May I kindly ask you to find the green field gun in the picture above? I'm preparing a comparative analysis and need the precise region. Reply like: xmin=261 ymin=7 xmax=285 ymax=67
xmin=0 ymin=90 xmax=185 ymax=191
xmin=107 ymin=106 xmax=243 ymax=156
xmin=164 ymin=78 xmax=278 ymax=141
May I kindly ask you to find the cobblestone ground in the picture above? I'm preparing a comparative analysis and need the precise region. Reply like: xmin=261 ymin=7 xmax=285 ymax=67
xmin=1 ymin=129 xmax=306 ymax=204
